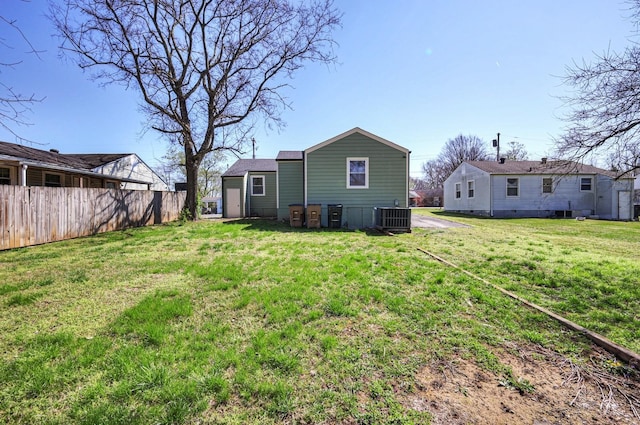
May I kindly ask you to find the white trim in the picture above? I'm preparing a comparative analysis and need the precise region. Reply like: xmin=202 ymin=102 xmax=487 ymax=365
xmin=580 ymin=176 xmax=593 ymax=192
xmin=467 ymin=180 xmax=475 ymax=198
xmin=346 ymin=157 xmax=369 ymax=189
xmin=454 ymin=182 xmax=461 ymax=199
xmin=250 ymin=175 xmax=266 ymax=196
xmin=305 ymin=127 xmax=409 ymax=155
xmin=506 ymin=177 xmax=519 ymax=197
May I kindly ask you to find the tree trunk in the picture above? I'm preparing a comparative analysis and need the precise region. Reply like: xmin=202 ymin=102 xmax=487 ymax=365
xmin=184 ymin=147 xmax=201 ymax=220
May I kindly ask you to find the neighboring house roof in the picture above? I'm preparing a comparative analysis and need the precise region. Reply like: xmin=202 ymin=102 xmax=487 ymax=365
xmin=221 ymin=158 xmax=278 ymax=177
xmin=466 ymin=160 xmax=628 ymax=178
xmin=305 ymin=127 xmax=410 ymax=154
xmin=0 ymin=141 xmax=152 ymax=185
xmin=64 ymin=153 xmax=132 ymax=168
xmin=276 ymin=151 xmax=303 ymax=161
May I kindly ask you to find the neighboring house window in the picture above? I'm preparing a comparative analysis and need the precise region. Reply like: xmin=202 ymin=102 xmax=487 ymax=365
xmin=506 ymin=177 xmax=519 ymax=197
xmin=105 ymin=181 xmax=118 ymax=189
xmin=44 ymin=172 xmax=62 ymax=187
xmin=347 ymin=157 xmax=369 ymax=189
xmin=0 ymin=167 xmax=11 ymax=185
xmin=580 ymin=177 xmax=592 ymax=191
xmin=542 ymin=177 xmax=553 ymax=193
xmin=251 ymin=175 xmax=265 ymax=196
xmin=455 ymin=182 xmax=461 ymax=199
xmin=467 ymin=180 xmax=475 ymax=198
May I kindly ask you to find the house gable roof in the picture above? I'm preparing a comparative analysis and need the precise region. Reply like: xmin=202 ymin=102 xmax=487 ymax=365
xmin=466 ymin=160 xmax=627 ymax=178
xmin=64 ymin=153 xmax=132 ymax=168
xmin=221 ymin=158 xmax=277 ymax=177
xmin=304 ymin=127 xmax=409 ymax=154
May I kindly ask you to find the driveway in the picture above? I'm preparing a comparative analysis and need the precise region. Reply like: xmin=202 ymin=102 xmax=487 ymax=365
xmin=411 ymin=213 xmax=469 ymax=228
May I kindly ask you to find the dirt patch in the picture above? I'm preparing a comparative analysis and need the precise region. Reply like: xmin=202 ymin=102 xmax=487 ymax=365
xmin=405 ymin=345 xmax=639 ymax=424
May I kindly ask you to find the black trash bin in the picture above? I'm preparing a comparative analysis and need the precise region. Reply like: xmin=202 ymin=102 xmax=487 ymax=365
xmin=328 ymin=204 xmax=342 ymax=228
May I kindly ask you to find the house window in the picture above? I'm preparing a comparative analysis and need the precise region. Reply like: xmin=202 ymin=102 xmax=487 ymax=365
xmin=105 ymin=181 xmax=118 ymax=189
xmin=44 ymin=172 xmax=62 ymax=187
xmin=580 ymin=177 xmax=592 ymax=191
xmin=347 ymin=157 xmax=368 ymax=189
xmin=506 ymin=177 xmax=519 ymax=197
xmin=455 ymin=182 xmax=461 ymax=199
xmin=467 ymin=180 xmax=475 ymax=198
xmin=0 ymin=167 xmax=11 ymax=185
xmin=542 ymin=177 xmax=553 ymax=193
xmin=251 ymin=175 xmax=265 ymax=196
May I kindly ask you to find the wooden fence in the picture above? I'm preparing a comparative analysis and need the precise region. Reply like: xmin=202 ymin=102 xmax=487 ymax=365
xmin=0 ymin=186 xmax=186 ymax=250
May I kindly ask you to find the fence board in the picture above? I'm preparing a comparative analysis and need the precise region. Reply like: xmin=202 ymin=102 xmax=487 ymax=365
xmin=0 ymin=186 xmax=185 ymax=250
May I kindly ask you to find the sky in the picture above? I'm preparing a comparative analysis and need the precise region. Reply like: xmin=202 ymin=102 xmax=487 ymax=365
xmin=1 ymin=0 xmax=637 ymax=179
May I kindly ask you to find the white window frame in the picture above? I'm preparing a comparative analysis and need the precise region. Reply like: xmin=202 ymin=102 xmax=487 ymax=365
xmin=455 ymin=182 xmax=461 ymax=199
xmin=0 ymin=166 xmax=14 ymax=185
xmin=580 ymin=177 xmax=593 ymax=192
xmin=346 ymin=157 xmax=369 ymax=189
xmin=467 ymin=180 xmax=475 ymax=198
xmin=542 ymin=177 xmax=553 ymax=193
xmin=251 ymin=175 xmax=266 ymax=196
xmin=44 ymin=171 xmax=63 ymax=187
xmin=506 ymin=177 xmax=519 ymax=197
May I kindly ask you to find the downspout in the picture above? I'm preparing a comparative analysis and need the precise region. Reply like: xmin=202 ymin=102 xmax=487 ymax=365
xmin=489 ymin=175 xmax=493 ymax=217
xmin=20 ymin=163 xmax=28 ymax=186
xmin=303 ymin=151 xmax=308 ymax=206
xmin=406 ymin=151 xmax=411 ymax=208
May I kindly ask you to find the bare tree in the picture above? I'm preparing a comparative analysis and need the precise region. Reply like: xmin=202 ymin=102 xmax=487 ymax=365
xmin=1 ymin=10 xmax=44 ymax=141
xmin=503 ymin=140 xmax=529 ymax=161
xmin=556 ymin=0 xmax=640 ymax=175
xmin=51 ymin=0 xmax=341 ymax=218
xmin=422 ymin=134 xmax=491 ymax=188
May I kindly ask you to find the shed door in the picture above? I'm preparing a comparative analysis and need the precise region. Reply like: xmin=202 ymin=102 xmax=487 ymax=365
xmin=226 ymin=188 xmax=241 ymax=218
xmin=618 ymin=191 xmax=632 ymax=220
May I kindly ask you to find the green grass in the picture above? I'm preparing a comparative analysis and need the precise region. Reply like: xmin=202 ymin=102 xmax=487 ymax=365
xmin=0 ymin=215 xmax=637 ymax=423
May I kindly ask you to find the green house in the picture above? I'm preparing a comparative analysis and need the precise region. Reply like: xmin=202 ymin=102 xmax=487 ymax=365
xmin=222 ymin=128 xmax=410 ymax=229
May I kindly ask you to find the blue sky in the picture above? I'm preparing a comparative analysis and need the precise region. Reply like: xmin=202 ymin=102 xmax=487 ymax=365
xmin=0 ymin=0 xmax=636 ymax=178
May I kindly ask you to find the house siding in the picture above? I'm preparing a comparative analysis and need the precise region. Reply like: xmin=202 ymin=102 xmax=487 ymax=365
xmin=277 ymin=161 xmax=304 ymax=220
xmin=443 ymin=163 xmax=491 ymax=214
xmin=247 ymin=171 xmax=277 ymax=217
xmin=306 ymin=133 xmax=408 ymax=228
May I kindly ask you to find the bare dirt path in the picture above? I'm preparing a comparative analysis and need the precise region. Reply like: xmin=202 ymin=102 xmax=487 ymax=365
xmin=411 ymin=213 xmax=469 ymax=228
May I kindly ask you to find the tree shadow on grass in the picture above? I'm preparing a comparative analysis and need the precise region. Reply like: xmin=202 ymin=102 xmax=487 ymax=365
xmin=219 ymin=218 xmax=389 ymax=236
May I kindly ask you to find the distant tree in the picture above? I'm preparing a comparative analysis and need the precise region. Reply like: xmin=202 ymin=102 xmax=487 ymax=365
xmin=161 ymin=146 xmax=223 ymax=200
xmin=555 ymin=0 xmax=640 ymax=175
xmin=0 ymin=11 xmax=44 ymax=140
xmin=51 ymin=0 xmax=341 ymax=219
xmin=503 ymin=141 xmax=529 ymax=161
xmin=421 ymin=134 xmax=491 ymax=187
xmin=410 ymin=176 xmax=427 ymax=190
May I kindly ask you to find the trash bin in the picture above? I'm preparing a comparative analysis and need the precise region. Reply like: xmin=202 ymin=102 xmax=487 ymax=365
xmin=306 ymin=204 xmax=321 ymax=228
xmin=289 ymin=204 xmax=304 ymax=227
xmin=328 ymin=204 xmax=342 ymax=228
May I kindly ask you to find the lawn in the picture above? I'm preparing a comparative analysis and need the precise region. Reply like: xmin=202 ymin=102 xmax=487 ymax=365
xmin=0 ymin=215 xmax=638 ymax=424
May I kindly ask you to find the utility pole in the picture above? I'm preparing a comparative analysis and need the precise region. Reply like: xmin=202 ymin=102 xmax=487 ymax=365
xmin=492 ymin=133 xmax=500 ymax=162
xmin=252 ymin=137 xmax=256 ymax=159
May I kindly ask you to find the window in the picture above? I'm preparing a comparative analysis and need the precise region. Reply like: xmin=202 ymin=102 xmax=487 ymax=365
xmin=542 ymin=177 xmax=553 ymax=193
xmin=105 ymin=181 xmax=118 ymax=189
xmin=251 ymin=175 xmax=265 ymax=196
xmin=347 ymin=157 xmax=368 ymax=189
xmin=44 ymin=173 xmax=62 ymax=187
xmin=0 ymin=167 xmax=11 ymax=185
xmin=455 ymin=182 xmax=461 ymax=199
xmin=580 ymin=177 xmax=592 ymax=191
xmin=506 ymin=177 xmax=519 ymax=197
xmin=467 ymin=180 xmax=475 ymax=198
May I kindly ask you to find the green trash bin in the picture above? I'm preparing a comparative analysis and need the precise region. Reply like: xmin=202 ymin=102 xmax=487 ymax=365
xmin=328 ymin=204 xmax=342 ymax=228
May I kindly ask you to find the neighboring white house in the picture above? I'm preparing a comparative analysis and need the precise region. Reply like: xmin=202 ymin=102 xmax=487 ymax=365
xmin=444 ymin=159 xmax=635 ymax=220
xmin=66 ymin=153 xmax=169 ymax=191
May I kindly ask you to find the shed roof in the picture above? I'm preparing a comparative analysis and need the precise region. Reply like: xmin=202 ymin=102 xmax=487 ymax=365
xmin=466 ymin=160 xmax=627 ymax=178
xmin=221 ymin=158 xmax=277 ymax=177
